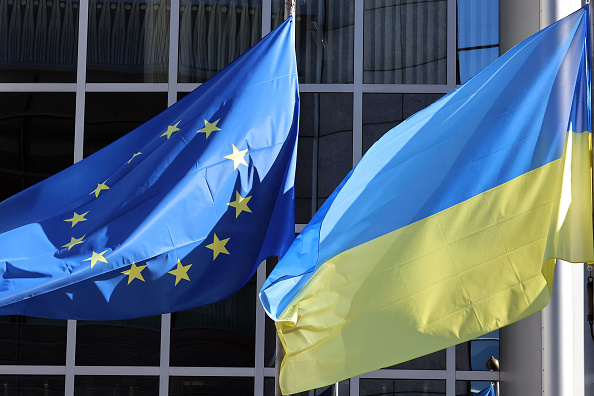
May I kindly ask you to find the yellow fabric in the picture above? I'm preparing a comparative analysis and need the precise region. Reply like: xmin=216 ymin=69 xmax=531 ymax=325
xmin=276 ymin=131 xmax=593 ymax=395
xmin=543 ymin=131 xmax=594 ymax=283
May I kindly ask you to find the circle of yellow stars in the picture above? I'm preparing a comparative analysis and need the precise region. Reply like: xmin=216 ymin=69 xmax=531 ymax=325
xmin=59 ymin=116 xmax=254 ymax=288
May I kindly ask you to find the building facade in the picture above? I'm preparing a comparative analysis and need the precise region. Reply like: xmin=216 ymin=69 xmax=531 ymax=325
xmin=0 ymin=0 xmax=589 ymax=395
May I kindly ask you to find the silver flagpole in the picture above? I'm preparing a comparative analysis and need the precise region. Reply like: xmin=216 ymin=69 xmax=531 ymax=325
xmin=284 ymin=0 xmax=296 ymax=19
xmin=274 ymin=3 xmax=295 ymax=395
xmin=275 ymin=4 xmax=295 ymax=395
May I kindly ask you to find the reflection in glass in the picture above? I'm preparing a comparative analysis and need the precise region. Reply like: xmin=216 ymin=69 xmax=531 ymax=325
xmin=0 ymin=316 xmax=67 ymax=365
xmin=360 ymin=379 xmax=445 ymax=396
xmin=264 ymin=315 xmax=276 ymax=368
xmin=456 ymin=380 xmax=495 ymax=396
xmin=0 ymin=0 xmax=79 ymax=82
xmin=83 ymin=92 xmax=168 ymax=157
xmin=457 ymin=0 xmax=498 ymax=84
xmin=265 ymin=378 xmax=349 ymax=396
xmin=0 ymin=92 xmax=75 ymax=202
xmin=179 ymin=0 xmax=262 ymax=83
xmin=296 ymin=93 xmax=353 ymax=222
xmin=364 ymin=0 xmax=447 ymax=84
xmin=264 ymin=377 xmax=275 ymax=396
xmin=170 ymin=275 xmax=256 ymax=367
xmin=75 ymin=375 xmax=159 ymax=395
xmin=170 ymin=376 xmax=253 ymax=396
xmin=295 ymin=93 xmax=314 ymax=224
xmin=363 ymin=93 xmax=444 ymax=154
xmin=317 ymin=93 xmax=352 ymax=209
xmin=76 ymin=316 xmax=161 ymax=366
xmin=264 ymin=257 xmax=278 ymax=368
xmin=456 ymin=330 xmax=499 ymax=371
xmin=272 ymin=0 xmax=354 ymax=83
xmin=86 ymin=0 xmax=170 ymax=82
xmin=384 ymin=349 xmax=446 ymax=370
xmin=0 ymin=376 xmax=65 ymax=395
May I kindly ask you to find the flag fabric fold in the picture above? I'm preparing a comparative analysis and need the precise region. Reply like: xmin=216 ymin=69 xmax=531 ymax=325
xmin=476 ymin=384 xmax=496 ymax=396
xmin=0 ymin=17 xmax=298 ymax=320
xmin=260 ymin=7 xmax=593 ymax=395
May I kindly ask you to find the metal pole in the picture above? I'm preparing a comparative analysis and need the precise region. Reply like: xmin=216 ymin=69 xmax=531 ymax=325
xmin=270 ymin=259 xmax=284 ymax=396
xmin=275 ymin=5 xmax=295 ymax=396
xmin=284 ymin=0 xmax=295 ymax=20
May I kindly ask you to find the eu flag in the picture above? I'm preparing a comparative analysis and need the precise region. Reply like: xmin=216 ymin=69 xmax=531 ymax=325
xmin=261 ymin=8 xmax=593 ymax=395
xmin=0 ymin=17 xmax=298 ymax=320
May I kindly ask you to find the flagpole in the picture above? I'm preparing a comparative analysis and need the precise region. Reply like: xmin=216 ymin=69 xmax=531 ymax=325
xmin=284 ymin=0 xmax=295 ymax=19
xmin=275 ymin=5 xmax=295 ymax=395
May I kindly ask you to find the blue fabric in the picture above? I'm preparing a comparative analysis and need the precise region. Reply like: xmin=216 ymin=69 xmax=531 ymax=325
xmin=476 ymin=384 xmax=496 ymax=396
xmin=0 ymin=17 xmax=298 ymax=320
xmin=261 ymin=8 xmax=590 ymax=319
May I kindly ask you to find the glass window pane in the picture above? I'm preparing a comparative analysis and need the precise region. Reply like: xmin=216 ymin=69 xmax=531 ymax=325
xmin=0 ymin=316 xmax=66 ymax=365
xmin=76 ymin=315 xmax=161 ymax=366
xmin=456 ymin=380 xmax=496 ymax=396
xmin=0 ymin=376 xmax=65 ymax=395
xmin=364 ymin=0 xmax=447 ymax=84
xmin=264 ymin=315 xmax=276 ymax=368
xmin=316 ymin=93 xmax=352 ymax=210
xmin=83 ymin=92 xmax=168 ymax=158
xmin=170 ymin=377 xmax=253 ymax=396
xmin=456 ymin=330 xmax=499 ymax=371
xmin=86 ymin=0 xmax=170 ymax=82
xmin=264 ymin=257 xmax=279 ymax=368
xmin=0 ymin=92 xmax=75 ymax=202
xmin=297 ymin=93 xmax=353 ymax=223
xmin=296 ymin=133 xmax=313 ymax=224
xmin=265 ymin=378 xmax=348 ymax=396
xmin=363 ymin=93 xmax=444 ymax=154
xmin=0 ymin=0 xmax=79 ymax=82
xmin=458 ymin=47 xmax=498 ymax=84
xmin=457 ymin=0 xmax=499 ymax=84
xmin=170 ymin=275 xmax=256 ymax=367
xmin=360 ymin=379 xmax=445 ymax=396
xmin=264 ymin=377 xmax=275 ymax=396
xmin=336 ymin=379 xmax=350 ymax=395
xmin=74 ymin=376 xmax=159 ymax=395
xmin=383 ymin=349 xmax=446 ymax=370
xmin=178 ymin=0 xmax=262 ymax=83
xmin=295 ymin=93 xmax=315 ymax=224
xmin=272 ymin=1 xmax=354 ymax=84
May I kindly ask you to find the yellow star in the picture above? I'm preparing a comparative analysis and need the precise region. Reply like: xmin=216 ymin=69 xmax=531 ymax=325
xmin=205 ymin=234 xmax=230 ymax=260
xmin=83 ymin=250 xmax=108 ymax=269
xmin=121 ymin=262 xmax=147 ymax=284
xmin=168 ymin=259 xmax=192 ymax=286
xmin=161 ymin=121 xmax=181 ymax=139
xmin=64 ymin=211 xmax=89 ymax=227
xmin=126 ymin=152 xmax=142 ymax=164
xmin=62 ymin=235 xmax=86 ymax=251
xmin=227 ymin=191 xmax=252 ymax=218
xmin=197 ymin=118 xmax=221 ymax=139
xmin=224 ymin=144 xmax=248 ymax=170
xmin=90 ymin=181 xmax=109 ymax=198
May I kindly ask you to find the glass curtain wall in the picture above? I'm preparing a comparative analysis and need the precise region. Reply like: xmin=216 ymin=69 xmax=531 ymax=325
xmin=0 ymin=0 xmax=500 ymax=395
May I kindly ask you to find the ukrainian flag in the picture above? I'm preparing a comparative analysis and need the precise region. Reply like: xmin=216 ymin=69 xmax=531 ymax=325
xmin=260 ymin=7 xmax=593 ymax=395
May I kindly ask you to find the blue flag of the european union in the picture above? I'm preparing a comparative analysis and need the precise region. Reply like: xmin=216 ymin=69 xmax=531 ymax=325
xmin=0 ymin=18 xmax=298 ymax=320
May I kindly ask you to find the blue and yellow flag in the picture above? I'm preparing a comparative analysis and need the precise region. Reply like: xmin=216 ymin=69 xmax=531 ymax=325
xmin=0 ymin=17 xmax=298 ymax=320
xmin=260 ymin=8 xmax=593 ymax=395
xmin=476 ymin=384 xmax=496 ymax=396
